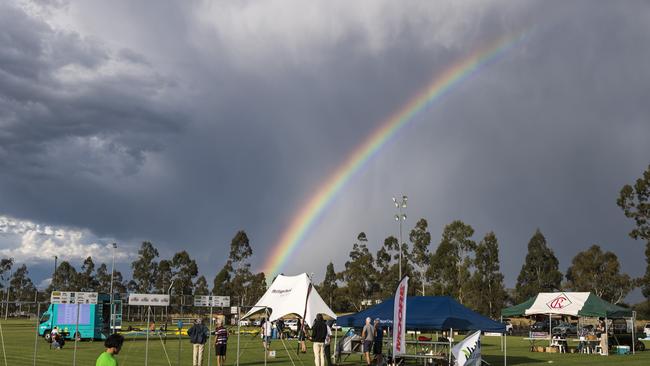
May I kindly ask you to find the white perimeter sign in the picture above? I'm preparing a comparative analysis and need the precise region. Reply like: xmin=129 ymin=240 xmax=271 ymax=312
xmin=194 ymin=295 xmax=230 ymax=307
xmin=452 ymin=330 xmax=482 ymax=366
xmin=129 ymin=293 xmax=170 ymax=306
xmin=51 ymin=291 xmax=98 ymax=304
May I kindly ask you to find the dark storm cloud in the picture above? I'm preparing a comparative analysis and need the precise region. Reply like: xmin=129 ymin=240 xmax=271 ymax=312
xmin=274 ymin=1 xmax=650 ymax=290
xmin=0 ymin=1 xmax=185 ymax=224
xmin=1 ymin=0 xmax=649 ymax=297
xmin=0 ymin=2 xmax=182 ymax=175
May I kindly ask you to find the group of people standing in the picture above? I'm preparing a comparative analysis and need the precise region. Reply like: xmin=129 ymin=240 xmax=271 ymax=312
xmin=92 ymin=314 xmax=386 ymax=366
xmin=361 ymin=317 xmax=384 ymax=366
xmin=259 ymin=314 xmax=334 ymax=366
xmin=260 ymin=314 xmax=388 ymax=366
xmin=93 ymin=318 xmax=227 ymax=366
xmin=188 ymin=318 xmax=229 ymax=366
xmin=49 ymin=326 xmax=65 ymax=350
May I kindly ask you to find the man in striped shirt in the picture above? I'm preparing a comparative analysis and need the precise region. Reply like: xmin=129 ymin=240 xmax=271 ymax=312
xmin=214 ymin=320 xmax=228 ymax=366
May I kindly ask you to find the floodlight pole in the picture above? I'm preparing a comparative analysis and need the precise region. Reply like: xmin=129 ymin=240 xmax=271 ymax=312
xmin=53 ymin=256 xmax=58 ymax=290
xmin=109 ymin=243 xmax=117 ymax=334
xmin=4 ymin=268 xmax=11 ymax=320
xmin=393 ymin=195 xmax=408 ymax=279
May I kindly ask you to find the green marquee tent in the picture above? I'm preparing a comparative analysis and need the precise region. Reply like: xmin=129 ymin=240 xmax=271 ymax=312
xmin=502 ymin=292 xmax=632 ymax=318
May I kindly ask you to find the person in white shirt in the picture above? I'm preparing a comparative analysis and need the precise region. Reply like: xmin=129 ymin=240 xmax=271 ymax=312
xmin=261 ymin=318 xmax=273 ymax=353
xmin=50 ymin=327 xmax=61 ymax=349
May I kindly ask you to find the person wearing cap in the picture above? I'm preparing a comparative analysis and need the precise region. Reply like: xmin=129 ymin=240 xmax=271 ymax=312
xmin=361 ymin=317 xmax=374 ymax=365
xmin=188 ymin=318 xmax=209 ymax=366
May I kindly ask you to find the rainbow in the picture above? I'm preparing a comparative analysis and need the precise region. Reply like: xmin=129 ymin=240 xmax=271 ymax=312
xmin=263 ymin=32 xmax=528 ymax=276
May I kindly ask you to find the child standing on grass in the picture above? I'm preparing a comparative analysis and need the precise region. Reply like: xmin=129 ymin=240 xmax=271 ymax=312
xmin=215 ymin=320 xmax=228 ymax=366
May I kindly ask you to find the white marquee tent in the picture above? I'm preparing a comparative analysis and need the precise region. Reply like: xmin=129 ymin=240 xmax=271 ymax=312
xmin=502 ymin=292 xmax=632 ymax=318
xmin=242 ymin=273 xmax=336 ymax=327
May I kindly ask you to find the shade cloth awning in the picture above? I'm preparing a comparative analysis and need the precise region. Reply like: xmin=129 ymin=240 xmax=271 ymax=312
xmin=336 ymin=296 xmax=505 ymax=333
xmin=501 ymin=292 xmax=632 ymax=318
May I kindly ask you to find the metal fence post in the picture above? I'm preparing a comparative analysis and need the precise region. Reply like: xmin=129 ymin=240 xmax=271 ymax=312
xmin=178 ymin=295 xmax=184 ymax=366
xmin=145 ymin=306 xmax=151 ymax=366
xmin=208 ymin=305 xmax=213 ymax=366
xmin=33 ymin=302 xmax=40 ymax=366
xmin=72 ymin=302 xmax=80 ymax=366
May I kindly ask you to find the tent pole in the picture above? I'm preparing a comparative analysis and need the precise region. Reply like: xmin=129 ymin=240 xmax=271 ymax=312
xmin=504 ymin=328 xmax=507 ymax=366
xmin=448 ymin=328 xmax=452 ymax=366
xmin=632 ymin=311 xmax=636 ymax=355
xmin=333 ymin=323 xmax=337 ymax=365
xmin=264 ymin=307 xmax=268 ymax=366
xmin=500 ymin=315 xmax=503 ymax=351
xmin=389 ymin=325 xmax=392 ymax=366
xmin=600 ymin=316 xmax=604 ymax=356
xmin=548 ymin=313 xmax=553 ymax=347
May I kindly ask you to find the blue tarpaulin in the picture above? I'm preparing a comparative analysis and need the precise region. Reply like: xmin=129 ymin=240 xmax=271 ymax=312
xmin=336 ymin=296 xmax=505 ymax=332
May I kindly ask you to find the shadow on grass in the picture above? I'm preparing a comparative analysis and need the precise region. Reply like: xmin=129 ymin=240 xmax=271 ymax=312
xmin=484 ymin=354 xmax=542 ymax=365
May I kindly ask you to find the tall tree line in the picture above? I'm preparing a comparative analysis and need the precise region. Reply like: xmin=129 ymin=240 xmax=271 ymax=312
xmin=2 ymin=164 xmax=650 ymax=317
xmin=0 ymin=229 xmax=267 ymax=306
xmin=0 ymin=220 xmax=643 ymax=317
xmin=318 ymin=218 xmax=639 ymax=317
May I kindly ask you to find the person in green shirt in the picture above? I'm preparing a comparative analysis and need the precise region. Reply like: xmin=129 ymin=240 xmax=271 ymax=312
xmin=96 ymin=334 xmax=125 ymax=366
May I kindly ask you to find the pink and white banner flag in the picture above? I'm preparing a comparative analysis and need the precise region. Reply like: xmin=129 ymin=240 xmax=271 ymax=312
xmin=392 ymin=276 xmax=409 ymax=356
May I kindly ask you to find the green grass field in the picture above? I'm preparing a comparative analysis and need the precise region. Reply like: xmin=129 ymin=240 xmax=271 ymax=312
xmin=0 ymin=320 xmax=648 ymax=365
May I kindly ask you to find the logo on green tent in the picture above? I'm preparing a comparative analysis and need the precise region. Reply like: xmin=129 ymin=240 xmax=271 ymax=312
xmin=546 ymin=293 xmax=572 ymax=309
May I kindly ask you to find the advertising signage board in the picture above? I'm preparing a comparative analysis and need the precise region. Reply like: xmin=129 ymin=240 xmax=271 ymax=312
xmin=50 ymin=291 xmax=98 ymax=304
xmin=129 ymin=294 xmax=170 ymax=306
xmin=194 ymin=296 xmax=230 ymax=307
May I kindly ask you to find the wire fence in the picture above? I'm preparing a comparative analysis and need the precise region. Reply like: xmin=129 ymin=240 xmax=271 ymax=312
xmin=0 ymin=292 xmax=245 ymax=324
xmin=0 ymin=293 xmax=268 ymax=366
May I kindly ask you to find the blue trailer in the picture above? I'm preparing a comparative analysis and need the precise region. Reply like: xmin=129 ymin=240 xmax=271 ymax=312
xmin=38 ymin=293 xmax=122 ymax=341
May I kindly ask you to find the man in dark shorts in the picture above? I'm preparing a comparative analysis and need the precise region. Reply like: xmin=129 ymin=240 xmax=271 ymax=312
xmin=361 ymin=317 xmax=374 ymax=365
xmin=324 ymin=320 xmax=333 ymax=366
xmin=298 ymin=319 xmax=307 ymax=353
xmin=373 ymin=318 xmax=383 ymax=365
xmin=277 ymin=318 xmax=285 ymax=340
xmin=214 ymin=320 xmax=228 ymax=366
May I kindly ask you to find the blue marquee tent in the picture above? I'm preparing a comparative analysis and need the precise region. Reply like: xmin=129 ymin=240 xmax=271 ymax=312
xmin=336 ymin=296 xmax=505 ymax=333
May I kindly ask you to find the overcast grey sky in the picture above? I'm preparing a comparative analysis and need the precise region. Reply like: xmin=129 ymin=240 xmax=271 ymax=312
xmin=1 ymin=0 xmax=649 ymax=296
